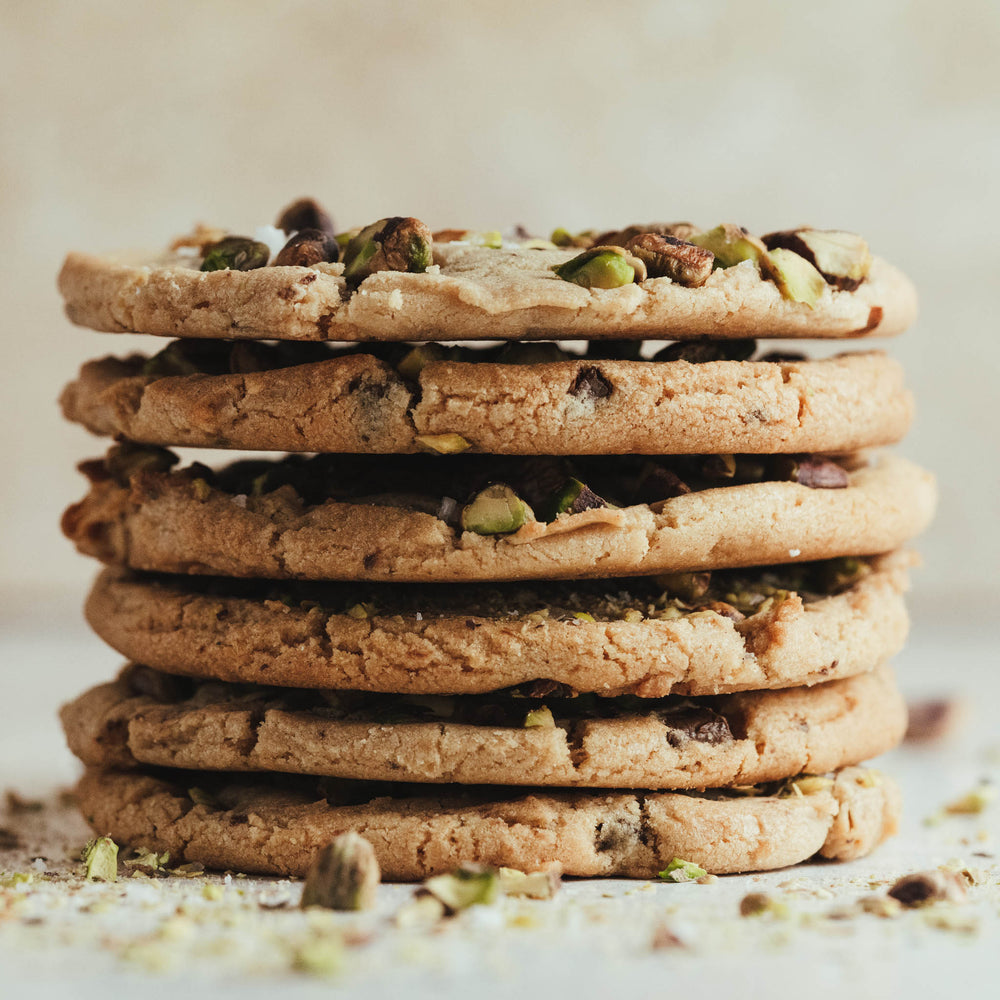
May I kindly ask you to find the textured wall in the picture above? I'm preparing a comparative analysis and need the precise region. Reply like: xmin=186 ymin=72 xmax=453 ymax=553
xmin=2 ymin=0 xmax=996 ymax=609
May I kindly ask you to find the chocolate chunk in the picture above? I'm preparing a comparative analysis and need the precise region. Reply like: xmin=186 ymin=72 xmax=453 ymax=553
xmin=595 ymin=817 xmax=640 ymax=852
xmin=633 ymin=464 xmax=691 ymax=504
xmin=757 ymin=350 xmax=808 ymax=363
xmin=654 ymin=339 xmax=757 ymax=363
xmin=660 ymin=706 xmax=733 ymax=747
xmin=569 ymin=366 xmax=613 ymax=401
xmin=125 ymin=666 xmax=194 ymax=703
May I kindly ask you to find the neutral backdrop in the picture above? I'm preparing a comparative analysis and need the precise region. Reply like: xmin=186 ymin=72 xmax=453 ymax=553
xmin=2 ymin=0 xmax=997 ymax=614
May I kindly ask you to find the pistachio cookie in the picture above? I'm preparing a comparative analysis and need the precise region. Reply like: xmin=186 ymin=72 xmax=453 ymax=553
xmin=63 ymin=665 xmax=905 ymax=789
xmin=85 ymin=554 xmax=911 ymax=697
xmin=75 ymin=766 xmax=901 ymax=878
xmin=61 ymin=345 xmax=913 ymax=455
xmin=62 ymin=448 xmax=936 ymax=582
xmin=58 ymin=205 xmax=915 ymax=342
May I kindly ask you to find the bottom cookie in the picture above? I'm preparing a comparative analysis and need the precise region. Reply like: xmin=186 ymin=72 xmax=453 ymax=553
xmin=76 ymin=766 xmax=899 ymax=880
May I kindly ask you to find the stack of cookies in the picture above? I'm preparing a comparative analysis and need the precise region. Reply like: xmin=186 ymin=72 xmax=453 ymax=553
xmin=57 ymin=204 xmax=935 ymax=879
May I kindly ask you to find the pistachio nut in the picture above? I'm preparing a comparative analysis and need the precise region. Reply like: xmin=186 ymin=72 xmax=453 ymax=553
xmin=498 ymin=867 xmax=561 ymax=899
xmin=300 ymin=832 xmax=380 ymax=911
xmin=523 ymin=705 xmax=555 ymax=728
xmin=276 ymin=197 xmax=336 ymax=238
xmin=658 ymin=858 xmax=708 ymax=882
xmin=625 ymin=233 xmax=714 ymax=287
xmin=200 ymin=236 xmax=270 ymax=272
xmin=550 ymin=227 xmax=596 ymax=248
xmin=414 ymin=433 xmax=472 ymax=455
xmin=763 ymin=229 xmax=872 ymax=291
xmin=653 ymin=571 xmax=711 ymax=602
xmin=767 ymin=247 xmax=826 ymax=307
xmin=422 ymin=864 xmax=500 ymax=913
xmin=343 ymin=216 xmax=433 ymax=283
xmin=274 ymin=228 xmax=340 ymax=267
xmin=82 ymin=836 xmax=119 ymax=882
xmin=542 ymin=478 xmax=608 ymax=521
xmin=593 ymin=222 xmax=700 ymax=248
xmin=461 ymin=484 xmax=533 ymax=535
xmin=552 ymin=246 xmax=646 ymax=288
xmin=688 ymin=224 xmax=775 ymax=277
xmin=397 ymin=343 xmax=462 ymax=380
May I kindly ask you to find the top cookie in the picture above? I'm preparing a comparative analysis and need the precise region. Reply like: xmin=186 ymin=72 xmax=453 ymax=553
xmin=58 ymin=207 xmax=916 ymax=342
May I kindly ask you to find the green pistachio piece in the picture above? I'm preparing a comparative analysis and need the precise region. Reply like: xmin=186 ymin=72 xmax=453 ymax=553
xmin=688 ymin=224 xmax=775 ymax=277
xmin=739 ymin=892 xmax=788 ymax=917
xmin=470 ymin=230 xmax=503 ymax=249
xmin=300 ymin=832 xmax=380 ymax=911
xmin=944 ymin=783 xmax=996 ymax=815
xmin=423 ymin=864 xmax=500 ymax=913
xmin=83 ymin=836 xmax=119 ymax=882
xmin=814 ymin=556 xmax=869 ymax=593
xmin=653 ymin=571 xmax=711 ymax=602
xmin=343 ymin=216 xmax=433 ymax=283
xmin=551 ymin=227 xmax=596 ymax=248
xmin=414 ymin=433 xmax=472 ymax=455
xmin=291 ymin=937 xmax=345 ymax=977
xmin=461 ymin=484 xmax=533 ymax=535
xmin=541 ymin=478 xmax=608 ymax=521
xmin=767 ymin=247 xmax=826 ymax=307
xmin=334 ymin=227 xmax=361 ymax=249
xmin=658 ymin=858 xmax=708 ymax=882
xmin=763 ymin=229 xmax=872 ymax=291
xmin=498 ymin=867 xmax=561 ymax=899
xmin=495 ymin=342 xmax=572 ymax=365
xmin=552 ymin=246 xmax=646 ymax=288
xmin=397 ymin=343 xmax=459 ymax=380
xmin=346 ymin=603 xmax=376 ymax=619
xmin=200 ymin=236 xmax=270 ymax=272
xmin=523 ymin=705 xmax=555 ymax=728
xmin=520 ymin=238 xmax=558 ymax=250
xmin=572 ymin=612 xmax=596 ymax=623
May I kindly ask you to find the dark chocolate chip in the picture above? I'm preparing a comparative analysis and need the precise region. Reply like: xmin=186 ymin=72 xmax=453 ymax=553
xmin=569 ymin=366 xmax=613 ymax=401
xmin=660 ymin=706 xmax=733 ymax=747
xmin=654 ymin=339 xmax=756 ymax=363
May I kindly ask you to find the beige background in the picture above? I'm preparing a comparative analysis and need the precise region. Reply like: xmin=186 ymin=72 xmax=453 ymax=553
xmin=2 ymin=0 xmax=997 ymax=612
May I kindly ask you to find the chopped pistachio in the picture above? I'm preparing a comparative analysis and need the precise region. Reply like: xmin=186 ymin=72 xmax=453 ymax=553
xmin=200 ymin=236 xmax=270 ymax=272
xmin=123 ymin=847 xmax=170 ymax=874
xmin=858 ymin=895 xmax=903 ymax=918
xmin=572 ymin=612 xmax=596 ymax=623
xmin=542 ymin=478 xmax=608 ymax=521
xmin=395 ymin=894 xmax=446 ymax=928
xmin=414 ymin=433 xmax=472 ymax=455
xmin=191 ymin=477 xmax=213 ymax=501
xmin=768 ymin=247 xmax=826 ymax=307
xmin=780 ymin=775 xmax=834 ymax=798
xmin=82 ymin=836 xmax=118 ymax=882
xmin=397 ymin=343 xmax=457 ymax=380
xmin=461 ymin=484 xmax=533 ymax=535
xmin=346 ymin=603 xmax=376 ymax=620
xmin=763 ymin=229 xmax=872 ymax=290
xmin=739 ymin=892 xmax=788 ymax=917
xmin=657 ymin=858 xmax=708 ymax=882
xmin=498 ymin=867 xmax=561 ymax=899
xmin=552 ymin=246 xmax=646 ymax=288
xmin=343 ymin=216 xmax=433 ymax=283
xmin=201 ymin=883 xmax=224 ymax=901
xmin=653 ymin=570 xmax=711 ymax=602
xmin=301 ymin=832 xmax=380 ymax=911
xmin=469 ymin=230 xmax=503 ymax=249
xmin=888 ymin=870 xmax=968 ymax=908
xmin=625 ymin=232 xmax=714 ymax=287
xmin=423 ymin=864 xmax=500 ymax=913
xmin=187 ymin=787 xmax=219 ymax=808
xmin=523 ymin=706 xmax=555 ymax=729
xmin=550 ymin=227 xmax=595 ymax=248
xmin=623 ymin=609 xmax=644 ymax=623
xmin=688 ymin=224 xmax=774 ymax=275
xmin=944 ymin=783 xmax=995 ymax=815
xmin=291 ymin=935 xmax=345 ymax=977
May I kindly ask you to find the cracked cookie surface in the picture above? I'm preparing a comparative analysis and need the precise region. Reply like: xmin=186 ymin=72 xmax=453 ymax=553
xmin=84 ymin=554 xmax=910 ymax=697
xmin=61 ymin=350 xmax=913 ymax=455
xmin=74 ymin=765 xmax=901 ymax=878
xmin=62 ymin=665 xmax=905 ymax=789
xmin=58 ymin=242 xmax=916 ymax=342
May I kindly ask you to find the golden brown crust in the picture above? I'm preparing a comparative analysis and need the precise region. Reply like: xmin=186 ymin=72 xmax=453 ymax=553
xmin=73 ymin=766 xmax=901 ymax=879
xmin=84 ymin=556 xmax=911 ymax=697
xmin=61 ymin=455 xmax=937 ymax=582
xmin=58 ymin=244 xmax=917 ymax=342
xmin=61 ymin=351 xmax=914 ymax=455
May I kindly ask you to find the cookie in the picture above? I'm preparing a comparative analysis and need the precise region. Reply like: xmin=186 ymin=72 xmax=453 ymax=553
xmin=58 ymin=238 xmax=915 ymax=343
xmin=62 ymin=665 xmax=905 ymax=789
xmin=61 ymin=348 xmax=913 ymax=455
xmin=62 ymin=450 xmax=936 ymax=582
xmin=85 ymin=554 xmax=911 ymax=697
xmin=74 ymin=766 xmax=901 ymax=878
